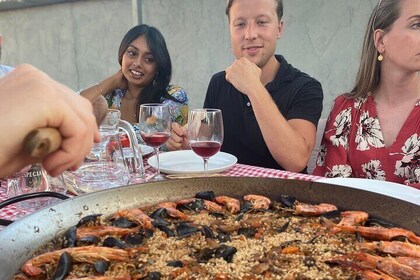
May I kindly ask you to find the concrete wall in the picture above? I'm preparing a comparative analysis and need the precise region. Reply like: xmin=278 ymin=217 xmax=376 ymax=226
xmin=0 ymin=0 xmax=377 ymax=116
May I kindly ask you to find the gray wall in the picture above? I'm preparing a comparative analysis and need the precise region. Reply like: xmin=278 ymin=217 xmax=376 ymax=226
xmin=0 ymin=0 xmax=376 ymax=117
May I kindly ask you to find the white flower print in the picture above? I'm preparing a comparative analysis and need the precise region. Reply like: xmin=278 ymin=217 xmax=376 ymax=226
xmin=354 ymin=96 xmax=368 ymax=110
xmin=355 ymin=111 xmax=384 ymax=151
xmin=329 ymin=108 xmax=351 ymax=149
xmin=394 ymin=134 xmax=420 ymax=183
xmin=361 ymin=160 xmax=386 ymax=180
xmin=325 ymin=164 xmax=352 ymax=178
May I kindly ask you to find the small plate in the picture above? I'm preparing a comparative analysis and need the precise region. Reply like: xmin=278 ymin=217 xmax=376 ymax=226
xmin=148 ymin=150 xmax=237 ymax=174
xmin=139 ymin=144 xmax=154 ymax=157
xmin=316 ymin=177 xmax=420 ymax=206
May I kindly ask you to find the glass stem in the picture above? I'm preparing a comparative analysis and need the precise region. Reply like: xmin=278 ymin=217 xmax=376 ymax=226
xmin=203 ymin=158 xmax=209 ymax=176
xmin=154 ymin=148 xmax=160 ymax=175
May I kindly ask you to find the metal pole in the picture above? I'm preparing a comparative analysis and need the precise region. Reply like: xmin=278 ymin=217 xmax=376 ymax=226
xmin=132 ymin=0 xmax=142 ymax=25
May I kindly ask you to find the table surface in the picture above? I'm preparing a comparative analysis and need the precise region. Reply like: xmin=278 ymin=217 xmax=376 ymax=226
xmin=0 ymin=160 xmax=321 ymax=228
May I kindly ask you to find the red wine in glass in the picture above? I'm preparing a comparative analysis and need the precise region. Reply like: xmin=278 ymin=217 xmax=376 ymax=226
xmin=141 ymin=132 xmax=170 ymax=148
xmin=188 ymin=108 xmax=224 ymax=175
xmin=190 ymin=141 xmax=221 ymax=158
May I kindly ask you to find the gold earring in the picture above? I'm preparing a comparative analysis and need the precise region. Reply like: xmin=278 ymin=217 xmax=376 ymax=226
xmin=378 ymin=53 xmax=383 ymax=61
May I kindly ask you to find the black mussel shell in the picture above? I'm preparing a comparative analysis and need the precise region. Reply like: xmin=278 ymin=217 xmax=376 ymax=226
xmin=201 ymin=225 xmax=215 ymax=239
xmin=214 ymin=245 xmax=237 ymax=263
xmin=237 ymin=227 xmax=257 ymax=238
xmin=152 ymin=216 xmax=171 ymax=228
xmin=111 ymin=217 xmax=137 ymax=228
xmin=217 ymin=230 xmax=231 ymax=243
xmin=167 ymin=260 xmax=184 ymax=267
xmin=196 ymin=248 xmax=215 ymax=263
xmin=195 ymin=191 xmax=215 ymax=201
xmin=239 ymin=201 xmax=253 ymax=214
xmin=144 ymin=272 xmax=162 ymax=280
xmin=124 ymin=233 xmax=144 ymax=245
xmin=76 ymin=214 xmax=102 ymax=228
xmin=356 ymin=232 xmax=364 ymax=243
xmin=178 ymin=199 xmax=205 ymax=212
xmin=278 ymin=195 xmax=296 ymax=208
xmin=103 ymin=237 xmax=128 ymax=249
xmin=306 ymin=236 xmax=318 ymax=244
xmin=52 ymin=252 xmax=72 ymax=280
xmin=149 ymin=208 xmax=169 ymax=220
xmin=366 ymin=216 xmax=395 ymax=228
xmin=94 ymin=260 xmax=109 ymax=275
xmin=176 ymin=222 xmax=200 ymax=239
xmin=63 ymin=226 xmax=77 ymax=248
xmin=157 ymin=224 xmax=175 ymax=237
xmin=276 ymin=221 xmax=290 ymax=233
xmin=321 ymin=210 xmax=341 ymax=221
xmin=77 ymin=236 xmax=101 ymax=245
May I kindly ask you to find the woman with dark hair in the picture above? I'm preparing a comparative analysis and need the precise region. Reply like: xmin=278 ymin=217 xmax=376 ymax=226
xmin=81 ymin=24 xmax=188 ymax=128
xmin=314 ymin=0 xmax=420 ymax=188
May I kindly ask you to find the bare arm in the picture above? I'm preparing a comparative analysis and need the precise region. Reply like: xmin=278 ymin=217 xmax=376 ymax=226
xmin=80 ymin=69 xmax=127 ymax=102
xmin=225 ymin=58 xmax=316 ymax=172
xmin=0 ymin=64 xmax=100 ymax=177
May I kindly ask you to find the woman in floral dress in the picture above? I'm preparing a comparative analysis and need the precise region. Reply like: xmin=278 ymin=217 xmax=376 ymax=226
xmin=313 ymin=0 xmax=419 ymax=188
xmin=80 ymin=24 xmax=188 ymax=135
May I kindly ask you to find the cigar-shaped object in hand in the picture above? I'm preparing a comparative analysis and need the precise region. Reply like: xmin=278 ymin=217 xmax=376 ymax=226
xmin=24 ymin=95 xmax=109 ymax=158
xmin=24 ymin=127 xmax=62 ymax=158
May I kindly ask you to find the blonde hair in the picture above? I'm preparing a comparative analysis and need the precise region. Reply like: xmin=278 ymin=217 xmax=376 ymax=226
xmin=347 ymin=0 xmax=402 ymax=99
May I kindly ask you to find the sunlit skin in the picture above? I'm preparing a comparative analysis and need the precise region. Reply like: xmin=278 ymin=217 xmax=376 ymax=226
xmin=228 ymin=0 xmax=282 ymax=72
xmin=121 ymin=35 xmax=157 ymax=96
xmin=373 ymin=0 xmax=420 ymax=148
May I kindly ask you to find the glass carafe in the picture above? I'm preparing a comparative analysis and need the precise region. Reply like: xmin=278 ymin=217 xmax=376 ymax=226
xmin=65 ymin=109 xmax=145 ymax=194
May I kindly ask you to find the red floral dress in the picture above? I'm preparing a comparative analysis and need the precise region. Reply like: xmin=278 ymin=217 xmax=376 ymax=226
xmin=313 ymin=93 xmax=420 ymax=189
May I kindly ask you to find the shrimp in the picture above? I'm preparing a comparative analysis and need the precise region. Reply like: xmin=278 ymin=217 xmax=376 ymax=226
xmin=360 ymin=241 xmax=420 ymax=258
xmin=113 ymin=208 xmax=153 ymax=229
xmin=215 ymin=196 xmax=240 ymax=213
xmin=395 ymin=257 xmax=420 ymax=271
xmin=331 ymin=211 xmax=369 ymax=233
xmin=22 ymin=246 xmax=129 ymax=277
xmin=76 ymin=225 xmax=141 ymax=238
xmin=294 ymin=202 xmax=337 ymax=216
xmin=67 ymin=275 xmax=131 ymax=280
xmin=203 ymin=199 xmax=224 ymax=212
xmin=243 ymin=195 xmax=271 ymax=209
xmin=339 ymin=226 xmax=420 ymax=245
xmin=351 ymin=252 xmax=420 ymax=280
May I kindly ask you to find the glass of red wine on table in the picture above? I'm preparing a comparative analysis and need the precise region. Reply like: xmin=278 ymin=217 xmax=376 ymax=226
xmin=188 ymin=108 xmax=224 ymax=176
xmin=139 ymin=103 xmax=171 ymax=181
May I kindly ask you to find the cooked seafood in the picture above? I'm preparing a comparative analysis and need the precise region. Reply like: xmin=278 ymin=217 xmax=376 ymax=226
xmin=14 ymin=192 xmax=420 ymax=280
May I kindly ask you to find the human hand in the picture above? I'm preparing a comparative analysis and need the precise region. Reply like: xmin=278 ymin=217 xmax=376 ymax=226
xmin=0 ymin=64 xmax=100 ymax=177
xmin=113 ymin=69 xmax=128 ymax=90
xmin=166 ymin=123 xmax=190 ymax=151
xmin=225 ymin=57 xmax=262 ymax=96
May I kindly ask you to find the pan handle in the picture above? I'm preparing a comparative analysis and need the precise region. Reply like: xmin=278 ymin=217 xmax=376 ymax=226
xmin=0 ymin=192 xmax=70 ymax=226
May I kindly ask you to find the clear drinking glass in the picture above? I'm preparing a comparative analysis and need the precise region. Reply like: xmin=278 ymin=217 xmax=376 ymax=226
xmin=188 ymin=109 xmax=224 ymax=175
xmin=139 ymin=104 xmax=171 ymax=181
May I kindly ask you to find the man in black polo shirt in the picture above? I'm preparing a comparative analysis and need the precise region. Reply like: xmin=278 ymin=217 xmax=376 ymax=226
xmin=168 ymin=0 xmax=323 ymax=172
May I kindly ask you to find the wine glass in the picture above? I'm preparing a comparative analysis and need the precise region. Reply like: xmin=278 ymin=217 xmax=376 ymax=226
xmin=139 ymin=103 xmax=171 ymax=181
xmin=188 ymin=109 xmax=224 ymax=176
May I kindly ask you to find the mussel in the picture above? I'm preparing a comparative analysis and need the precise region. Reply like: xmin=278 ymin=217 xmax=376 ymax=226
xmin=201 ymin=225 xmax=215 ymax=239
xmin=214 ymin=245 xmax=237 ymax=263
xmin=195 ymin=191 xmax=215 ymax=201
xmin=77 ymin=236 xmax=101 ymax=245
xmin=76 ymin=214 xmax=102 ymax=228
xmin=63 ymin=226 xmax=77 ymax=248
xmin=94 ymin=260 xmax=109 ymax=275
xmin=111 ymin=217 xmax=137 ymax=228
xmin=124 ymin=233 xmax=144 ymax=245
xmin=237 ymin=227 xmax=257 ymax=238
xmin=176 ymin=222 xmax=200 ymax=239
xmin=102 ymin=237 xmax=128 ymax=249
xmin=52 ymin=252 xmax=72 ymax=280
xmin=167 ymin=260 xmax=184 ymax=267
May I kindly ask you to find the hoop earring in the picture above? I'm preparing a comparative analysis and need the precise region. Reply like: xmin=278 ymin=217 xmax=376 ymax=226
xmin=378 ymin=53 xmax=383 ymax=61
xmin=152 ymin=77 xmax=158 ymax=87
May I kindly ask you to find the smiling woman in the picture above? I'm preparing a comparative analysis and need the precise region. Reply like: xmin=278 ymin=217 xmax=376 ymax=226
xmin=80 ymin=24 xmax=188 ymax=139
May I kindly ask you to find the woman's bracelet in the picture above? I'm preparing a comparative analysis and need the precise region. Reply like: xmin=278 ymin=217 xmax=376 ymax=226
xmin=96 ymin=82 xmax=103 ymax=95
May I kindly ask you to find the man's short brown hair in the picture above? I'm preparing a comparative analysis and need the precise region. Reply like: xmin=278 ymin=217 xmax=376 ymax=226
xmin=226 ymin=0 xmax=283 ymax=20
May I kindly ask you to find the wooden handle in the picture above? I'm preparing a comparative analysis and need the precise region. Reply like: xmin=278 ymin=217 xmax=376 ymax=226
xmin=24 ymin=127 xmax=62 ymax=158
